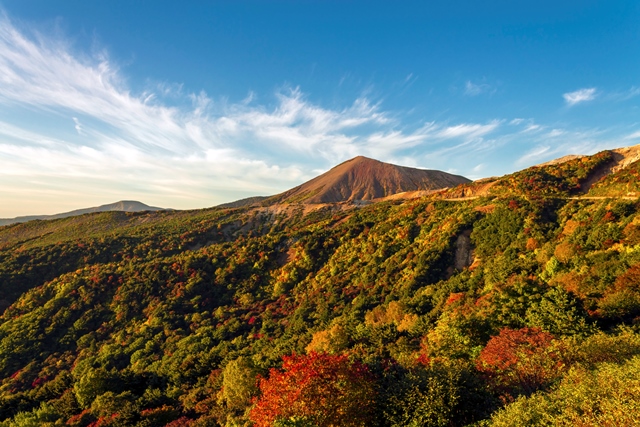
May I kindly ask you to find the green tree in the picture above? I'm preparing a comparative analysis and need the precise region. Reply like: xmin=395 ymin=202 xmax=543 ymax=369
xmin=220 ymin=356 xmax=259 ymax=412
xmin=525 ymin=287 xmax=593 ymax=336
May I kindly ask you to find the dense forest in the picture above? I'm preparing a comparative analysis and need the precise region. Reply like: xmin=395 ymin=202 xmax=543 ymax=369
xmin=2 ymin=150 xmax=640 ymax=426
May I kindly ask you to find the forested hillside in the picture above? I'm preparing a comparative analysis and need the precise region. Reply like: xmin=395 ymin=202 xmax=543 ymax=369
xmin=2 ymin=150 xmax=640 ymax=426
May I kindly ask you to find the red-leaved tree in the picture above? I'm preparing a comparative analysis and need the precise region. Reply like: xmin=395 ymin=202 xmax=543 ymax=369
xmin=476 ymin=327 xmax=564 ymax=399
xmin=249 ymin=352 xmax=377 ymax=427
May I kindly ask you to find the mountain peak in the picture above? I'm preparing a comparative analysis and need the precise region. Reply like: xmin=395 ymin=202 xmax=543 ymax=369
xmin=347 ymin=155 xmax=376 ymax=162
xmin=267 ymin=156 xmax=471 ymax=204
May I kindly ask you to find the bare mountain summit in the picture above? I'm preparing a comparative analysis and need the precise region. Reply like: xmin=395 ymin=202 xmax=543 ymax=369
xmin=266 ymin=156 xmax=471 ymax=204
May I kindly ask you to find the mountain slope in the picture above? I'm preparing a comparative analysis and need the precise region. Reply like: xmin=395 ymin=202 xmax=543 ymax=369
xmin=588 ymin=158 xmax=640 ymax=197
xmin=266 ymin=156 xmax=471 ymax=204
xmin=3 ymin=148 xmax=640 ymax=425
xmin=0 ymin=200 xmax=165 ymax=226
xmin=216 ymin=196 xmax=269 ymax=209
xmin=2 ymin=189 xmax=640 ymax=426
xmin=438 ymin=149 xmax=617 ymax=199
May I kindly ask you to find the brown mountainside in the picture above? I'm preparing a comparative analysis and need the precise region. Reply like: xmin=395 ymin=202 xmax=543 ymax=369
xmin=266 ymin=156 xmax=471 ymax=204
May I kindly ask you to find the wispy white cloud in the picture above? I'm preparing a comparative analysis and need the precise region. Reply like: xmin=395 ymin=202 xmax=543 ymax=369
xmin=0 ymin=14 xmax=512 ymax=216
xmin=464 ymin=80 xmax=493 ymax=97
xmin=0 ymin=13 xmax=629 ymax=217
xmin=607 ymin=86 xmax=640 ymax=102
xmin=622 ymin=87 xmax=640 ymax=100
xmin=522 ymin=124 xmax=541 ymax=133
xmin=515 ymin=127 xmax=611 ymax=167
xmin=625 ymin=130 xmax=640 ymax=140
xmin=508 ymin=118 xmax=543 ymax=134
xmin=437 ymin=121 xmax=500 ymax=139
xmin=72 ymin=117 xmax=83 ymax=135
xmin=517 ymin=145 xmax=552 ymax=166
xmin=472 ymin=164 xmax=484 ymax=172
xmin=545 ymin=129 xmax=566 ymax=138
xmin=563 ymin=88 xmax=597 ymax=106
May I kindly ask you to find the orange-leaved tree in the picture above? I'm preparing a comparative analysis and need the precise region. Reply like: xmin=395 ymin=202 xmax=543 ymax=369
xmin=476 ymin=327 xmax=564 ymax=398
xmin=249 ymin=352 xmax=377 ymax=427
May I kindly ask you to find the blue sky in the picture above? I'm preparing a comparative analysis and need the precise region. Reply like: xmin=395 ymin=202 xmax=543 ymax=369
xmin=0 ymin=1 xmax=639 ymax=216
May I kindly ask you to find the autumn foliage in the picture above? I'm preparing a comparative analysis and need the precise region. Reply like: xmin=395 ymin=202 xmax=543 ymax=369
xmin=4 ymin=149 xmax=640 ymax=425
xmin=476 ymin=327 xmax=563 ymax=398
xmin=249 ymin=352 xmax=377 ymax=427
xmin=598 ymin=263 xmax=640 ymax=320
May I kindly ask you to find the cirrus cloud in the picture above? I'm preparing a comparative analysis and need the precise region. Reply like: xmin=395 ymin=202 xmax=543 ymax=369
xmin=0 ymin=13 xmax=509 ymax=216
xmin=563 ymin=88 xmax=597 ymax=106
xmin=0 ymin=12 xmax=629 ymax=217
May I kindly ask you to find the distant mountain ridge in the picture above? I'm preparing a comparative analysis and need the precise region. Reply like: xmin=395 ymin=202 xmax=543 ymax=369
xmin=0 ymin=200 xmax=165 ymax=227
xmin=264 ymin=156 xmax=471 ymax=205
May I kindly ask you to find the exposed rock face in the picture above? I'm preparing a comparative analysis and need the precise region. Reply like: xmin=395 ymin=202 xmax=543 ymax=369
xmin=612 ymin=145 xmax=640 ymax=172
xmin=454 ymin=230 xmax=474 ymax=270
xmin=267 ymin=156 xmax=471 ymax=204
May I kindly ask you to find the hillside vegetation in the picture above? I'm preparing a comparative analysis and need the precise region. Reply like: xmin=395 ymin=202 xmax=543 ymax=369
xmin=1 ymin=150 xmax=640 ymax=426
